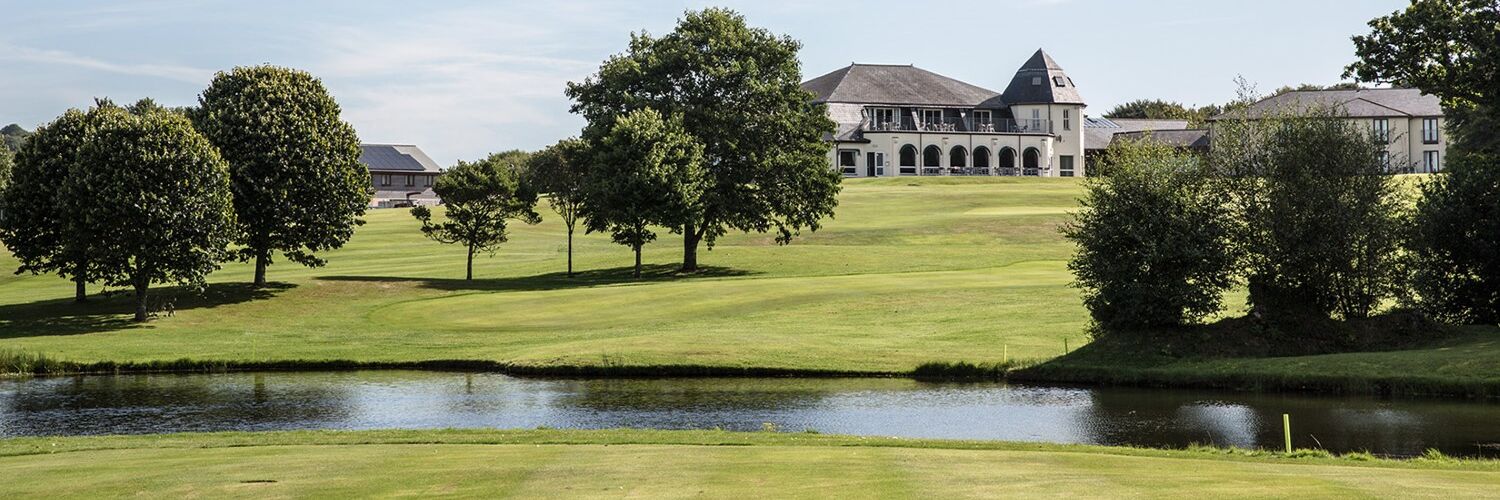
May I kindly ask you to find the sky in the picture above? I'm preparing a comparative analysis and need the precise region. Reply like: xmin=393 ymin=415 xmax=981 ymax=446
xmin=0 ymin=0 xmax=1410 ymax=165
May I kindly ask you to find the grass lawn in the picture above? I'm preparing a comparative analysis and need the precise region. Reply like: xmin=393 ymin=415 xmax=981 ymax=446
xmin=0 ymin=178 xmax=1087 ymax=372
xmin=2 ymin=429 xmax=1497 ymax=498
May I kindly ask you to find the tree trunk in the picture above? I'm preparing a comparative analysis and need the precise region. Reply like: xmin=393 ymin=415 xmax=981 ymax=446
xmin=253 ymin=251 xmax=269 ymax=288
xmin=133 ymin=276 xmax=149 ymax=323
xmin=466 ymin=243 xmax=475 ymax=281
xmin=566 ymin=225 xmax=574 ymax=277
xmin=633 ymin=244 xmax=642 ymax=278
xmin=681 ymin=222 xmax=700 ymax=273
xmin=74 ymin=272 xmax=87 ymax=304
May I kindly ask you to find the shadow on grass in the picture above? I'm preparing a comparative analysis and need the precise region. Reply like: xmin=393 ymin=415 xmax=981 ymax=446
xmin=0 ymin=282 xmax=296 ymax=339
xmin=319 ymin=264 xmax=757 ymax=292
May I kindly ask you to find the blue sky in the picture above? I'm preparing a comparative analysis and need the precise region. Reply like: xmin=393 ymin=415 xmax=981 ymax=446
xmin=1 ymin=0 xmax=1408 ymax=165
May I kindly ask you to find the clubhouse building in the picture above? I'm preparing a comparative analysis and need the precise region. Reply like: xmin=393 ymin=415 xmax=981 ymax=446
xmin=1209 ymin=88 xmax=1447 ymax=174
xmin=358 ymin=144 xmax=443 ymax=208
xmin=804 ymin=49 xmax=1087 ymax=177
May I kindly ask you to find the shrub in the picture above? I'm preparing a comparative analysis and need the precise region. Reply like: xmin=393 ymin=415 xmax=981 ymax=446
xmin=1063 ymin=137 xmax=1237 ymax=333
xmin=1408 ymin=153 xmax=1500 ymax=324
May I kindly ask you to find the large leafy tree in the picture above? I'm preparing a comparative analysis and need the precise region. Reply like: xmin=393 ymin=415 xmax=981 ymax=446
xmin=1346 ymin=0 xmax=1500 ymax=154
xmin=0 ymin=147 xmax=11 ymax=192
xmin=411 ymin=154 xmax=540 ymax=281
xmin=76 ymin=107 xmax=236 ymax=321
xmin=1408 ymin=153 xmax=1500 ymax=323
xmin=526 ymin=139 xmax=590 ymax=277
xmin=1063 ymin=137 xmax=1237 ymax=333
xmin=567 ymin=8 xmax=840 ymax=272
xmin=1218 ymin=106 xmax=1407 ymax=322
xmin=195 ymin=65 xmax=370 ymax=287
xmin=581 ymin=109 xmax=704 ymax=278
xmin=0 ymin=108 xmax=101 ymax=302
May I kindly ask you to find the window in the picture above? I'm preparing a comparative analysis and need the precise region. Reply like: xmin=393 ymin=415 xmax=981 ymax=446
xmin=1372 ymin=118 xmax=1389 ymax=144
xmin=972 ymin=110 xmax=992 ymax=129
xmin=973 ymin=146 xmax=991 ymax=169
xmin=1053 ymin=76 xmax=1066 ymax=87
xmin=1063 ymin=110 xmax=1071 ymax=131
xmin=921 ymin=109 xmax=943 ymax=129
xmin=379 ymin=174 xmax=391 ymax=186
xmin=1378 ymin=151 xmax=1390 ymax=168
xmin=1059 ymin=155 xmax=1075 ymax=177
xmin=899 ymin=145 xmax=918 ymax=175
xmin=838 ymin=149 xmax=859 ymax=175
xmin=998 ymin=147 xmax=1016 ymax=170
xmin=871 ymin=108 xmax=897 ymax=129
xmin=1031 ymin=76 xmax=1042 ymax=86
xmin=423 ymin=175 xmax=433 ymax=187
xmin=923 ymin=145 xmax=942 ymax=168
xmin=949 ymin=146 xmax=967 ymax=168
xmin=1424 ymin=150 xmax=1441 ymax=173
xmin=1422 ymin=118 xmax=1440 ymax=144
xmin=406 ymin=175 xmax=415 ymax=187
xmin=1022 ymin=147 xmax=1040 ymax=175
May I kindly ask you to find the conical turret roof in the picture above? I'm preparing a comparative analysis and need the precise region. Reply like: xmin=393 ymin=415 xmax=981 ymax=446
xmin=1000 ymin=49 xmax=1085 ymax=106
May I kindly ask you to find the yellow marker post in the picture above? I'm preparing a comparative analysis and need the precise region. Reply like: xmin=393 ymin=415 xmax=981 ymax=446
xmin=1003 ymin=344 xmax=1008 ymax=364
xmin=1282 ymin=414 xmax=1292 ymax=453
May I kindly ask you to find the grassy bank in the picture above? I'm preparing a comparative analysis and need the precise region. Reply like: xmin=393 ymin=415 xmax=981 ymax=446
xmin=2 ymin=429 xmax=1497 ymax=498
xmin=1014 ymin=325 xmax=1500 ymax=398
xmin=1 ymin=178 xmax=1086 ymax=373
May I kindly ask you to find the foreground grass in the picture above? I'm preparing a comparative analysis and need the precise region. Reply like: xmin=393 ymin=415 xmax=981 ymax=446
xmin=0 ymin=178 xmax=1086 ymax=373
xmin=2 ymin=429 xmax=1497 ymax=498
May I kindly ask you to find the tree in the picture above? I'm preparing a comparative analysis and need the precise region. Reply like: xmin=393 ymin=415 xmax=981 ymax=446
xmin=581 ymin=109 xmax=704 ymax=278
xmin=526 ymin=139 xmax=590 ymax=276
xmin=1104 ymin=99 xmax=1197 ymax=120
xmin=0 ymin=147 xmax=11 ymax=192
xmin=410 ymin=154 xmax=540 ymax=281
xmin=0 ymin=108 xmax=101 ymax=302
xmin=1346 ymin=0 xmax=1500 ymax=154
xmin=567 ymin=8 xmax=840 ymax=272
xmin=75 ymin=107 xmax=236 ymax=322
xmin=1408 ymin=153 xmax=1500 ymax=323
xmin=1216 ymin=105 xmax=1407 ymax=322
xmin=1063 ymin=137 xmax=1237 ymax=333
xmin=1 ymin=123 xmax=30 ymax=152
xmin=1269 ymin=83 xmax=1362 ymax=97
xmin=195 ymin=65 xmax=370 ymax=287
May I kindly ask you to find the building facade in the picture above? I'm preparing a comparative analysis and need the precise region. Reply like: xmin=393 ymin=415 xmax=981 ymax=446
xmin=803 ymin=50 xmax=1087 ymax=178
xmin=358 ymin=144 xmax=443 ymax=208
xmin=1211 ymin=88 xmax=1447 ymax=174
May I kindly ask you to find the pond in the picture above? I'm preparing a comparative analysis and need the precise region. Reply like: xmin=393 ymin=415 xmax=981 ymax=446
xmin=2 ymin=371 xmax=1497 ymax=458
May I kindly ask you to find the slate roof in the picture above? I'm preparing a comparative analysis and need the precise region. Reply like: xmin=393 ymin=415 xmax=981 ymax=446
xmin=1084 ymin=118 xmax=1191 ymax=151
xmin=1114 ymin=129 xmax=1211 ymax=150
xmin=802 ymin=64 xmax=1003 ymax=108
xmin=1217 ymin=88 xmax=1442 ymax=120
xmin=359 ymin=144 xmax=442 ymax=173
xmin=1001 ymin=50 xmax=1085 ymax=106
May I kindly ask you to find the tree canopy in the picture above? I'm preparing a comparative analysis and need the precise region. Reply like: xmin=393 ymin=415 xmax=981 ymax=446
xmin=566 ymin=8 xmax=840 ymax=272
xmin=0 ymin=108 xmax=102 ymax=302
xmin=75 ymin=107 xmax=237 ymax=321
xmin=194 ymin=65 xmax=370 ymax=287
xmin=411 ymin=153 xmax=541 ymax=281
xmin=1346 ymin=0 xmax=1500 ymax=154
xmin=1103 ymin=99 xmax=1222 ymax=127
xmin=1 ymin=123 xmax=29 ymax=152
xmin=526 ymin=139 xmax=590 ymax=276
xmin=0 ymin=147 xmax=11 ymax=192
xmin=1064 ymin=137 xmax=1236 ymax=333
xmin=580 ymin=109 xmax=704 ymax=278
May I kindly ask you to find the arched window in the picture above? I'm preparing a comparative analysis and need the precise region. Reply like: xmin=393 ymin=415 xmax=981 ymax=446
xmin=949 ymin=146 xmax=967 ymax=168
xmin=973 ymin=146 xmax=991 ymax=168
xmin=899 ymin=145 xmax=918 ymax=167
xmin=923 ymin=145 xmax=942 ymax=167
xmin=1023 ymin=147 xmax=1041 ymax=176
xmin=998 ymin=147 xmax=1016 ymax=170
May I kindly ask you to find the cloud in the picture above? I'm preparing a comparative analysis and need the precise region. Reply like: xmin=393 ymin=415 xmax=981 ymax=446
xmin=0 ymin=44 xmax=214 ymax=84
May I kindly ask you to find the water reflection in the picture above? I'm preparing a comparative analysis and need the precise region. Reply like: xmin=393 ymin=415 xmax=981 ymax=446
xmin=0 ymin=371 xmax=1496 ymax=458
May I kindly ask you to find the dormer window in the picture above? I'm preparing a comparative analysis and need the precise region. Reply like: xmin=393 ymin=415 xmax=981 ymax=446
xmin=1054 ymin=76 xmax=1066 ymax=87
xmin=1031 ymin=76 xmax=1042 ymax=86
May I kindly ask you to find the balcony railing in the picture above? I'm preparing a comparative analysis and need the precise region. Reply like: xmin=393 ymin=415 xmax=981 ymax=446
xmin=864 ymin=117 xmax=1052 ymax=134
xmin=897 ymin=166 xmax=1043 ymax=176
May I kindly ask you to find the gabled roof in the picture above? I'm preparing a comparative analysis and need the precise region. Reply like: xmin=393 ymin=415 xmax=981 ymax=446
xmin=1001 ymin=50 xmax=1085 ymax=106
xmin=1084 ymin=118 xmax=1191 ymax=150
xmin=1115 ymin=129 xmax=1211 ymax=150
xmin=802 ymin=64 xmax=1003 ymax=107
xmin=1218 ymin=88 xmax=1442 ymax=120
xmin=359 ymin=144 xmax=442 ymax=173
